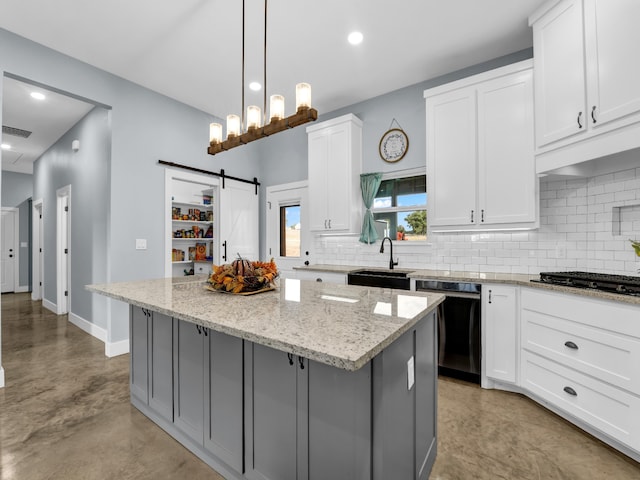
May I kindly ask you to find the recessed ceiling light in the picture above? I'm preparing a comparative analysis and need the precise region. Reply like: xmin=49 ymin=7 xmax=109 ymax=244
xmin=1 ymin=143 xmax=11 ymax=150
xmin=30 ymin=92 xmax=46 ymax=100
xmin=348 ymin=31 xmax=363 ymax=45
xmin=249 ymin=82 xmax=262 ymax=91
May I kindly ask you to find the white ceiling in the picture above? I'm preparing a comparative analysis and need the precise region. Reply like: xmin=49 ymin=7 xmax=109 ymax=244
xmin=1 ymin=77 xmax=95 ymax=174
xmin=0 ymin=0 xmax=547 ymax=173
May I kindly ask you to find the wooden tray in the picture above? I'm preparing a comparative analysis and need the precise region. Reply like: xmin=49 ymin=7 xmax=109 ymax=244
xmin=204 ymin=284 xmax=276 ymax=296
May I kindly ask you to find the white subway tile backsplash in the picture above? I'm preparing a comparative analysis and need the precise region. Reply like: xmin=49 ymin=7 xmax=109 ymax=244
xmin=311 ymin=166 xmax=640 ymax=276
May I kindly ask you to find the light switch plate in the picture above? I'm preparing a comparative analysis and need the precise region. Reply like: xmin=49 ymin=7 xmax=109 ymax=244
xmin=407 ymin=356 xmax=415 ymax=390
xmin=135 ymin=239 xmax=147 ymax=250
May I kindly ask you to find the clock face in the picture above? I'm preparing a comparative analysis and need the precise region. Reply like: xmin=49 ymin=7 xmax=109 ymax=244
xmin=379 ymin=128 xmax=408 ymax=163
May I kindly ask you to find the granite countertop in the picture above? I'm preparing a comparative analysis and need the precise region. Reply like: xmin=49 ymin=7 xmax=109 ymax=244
xmin=293 ymin=265 xmax=640 ymax=305
xmin=87 ymin=278 xmax=444 ymax=371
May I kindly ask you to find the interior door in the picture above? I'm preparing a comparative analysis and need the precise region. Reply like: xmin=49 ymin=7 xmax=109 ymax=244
xmin=1 ymin=209 xmax=17 ymax=293
xmin=219 ymin=179 xmax=259 ymax=263
xmin=266 ymin=183 xmax=309 ymax=276
xmin=57 ymin=187 xmax=70 ymax=315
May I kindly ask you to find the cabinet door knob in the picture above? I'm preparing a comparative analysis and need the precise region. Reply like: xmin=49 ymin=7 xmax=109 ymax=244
xmin=298 ymin=357 xmax=305 ymax=370
xmin=564 ymin=341 xmax=579 ymax=350
xmin=287 ymin=353 xmax=294 ymax=366
xmin=563 ymin=386 xmax=577 ymax=397
xmin=316 ymin=278 xmax=323 ymax=282
xmin=591 ymin=105 xmax=597 ymax=124
xmin=577 ymin=111 xmax=583 ymax=129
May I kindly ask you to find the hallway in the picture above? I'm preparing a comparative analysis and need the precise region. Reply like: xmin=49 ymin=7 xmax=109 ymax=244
xmin=0 ymin=292 xmax=639 ymax=479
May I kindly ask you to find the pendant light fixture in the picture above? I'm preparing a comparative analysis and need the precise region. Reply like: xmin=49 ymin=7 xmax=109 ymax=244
xmin=208 ymin=0 xmax=318 ymax=156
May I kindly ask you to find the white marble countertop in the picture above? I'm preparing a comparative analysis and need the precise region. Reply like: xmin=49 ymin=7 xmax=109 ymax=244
xmin=293 ymin=265 xmax=640 ymax=305
xmin=87 ymin=277 xmax=444 ymax=371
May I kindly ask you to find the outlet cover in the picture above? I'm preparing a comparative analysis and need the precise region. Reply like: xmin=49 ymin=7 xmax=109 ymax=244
xmin=135 ymin=239 xmax=147 ymax=250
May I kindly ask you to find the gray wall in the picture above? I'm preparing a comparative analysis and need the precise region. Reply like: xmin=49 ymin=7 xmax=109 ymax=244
xmin=1 ymin=171 xmax=33 ymax=289
xmin=255 ymin=49 xmax=534 ymax=259
xmin=0 ymin=28 xmax=261 ymax=347
xmin=33 ymin=106 xmax=110 ymax=329
xmin=2 ymin=170 xmax=32 ymax=206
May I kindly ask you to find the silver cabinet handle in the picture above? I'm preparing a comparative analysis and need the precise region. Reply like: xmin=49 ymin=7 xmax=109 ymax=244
xmin=591 ymin=105 xmax=597 ymax=124
xmin=577 ymin=111 xmax=583 ymax=129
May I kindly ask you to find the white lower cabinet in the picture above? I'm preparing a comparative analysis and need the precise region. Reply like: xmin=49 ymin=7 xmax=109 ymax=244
xmin=521 ymin=350 xmax=640 ymax=452
xmin=520 ymin=288 xmax=640 ymax=455
xmin=483 ymin=285 xmax=518 ymax=384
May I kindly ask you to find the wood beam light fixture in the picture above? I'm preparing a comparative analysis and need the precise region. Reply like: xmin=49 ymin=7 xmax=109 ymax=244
xmin=208 ymin=0 xmax=318 ymax=156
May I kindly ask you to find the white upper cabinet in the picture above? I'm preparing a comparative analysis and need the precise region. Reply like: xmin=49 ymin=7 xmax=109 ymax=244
xmin=530 ymin=0 xmax=640 ymax=173
xmin=584 ymin=0 xmax=640 ymax=127
xmin=307 ymin=114 xmax=362 ymax=232
xmin=426 ymin=88 xmax=477 ymax=226
xmin=531 ymin=0 xmax=586 ymax=147
xmin=425 ymin=61 xmax=538 ymax=231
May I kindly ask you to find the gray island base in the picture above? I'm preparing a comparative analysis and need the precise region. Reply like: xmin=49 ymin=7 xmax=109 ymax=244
xmin=88 ymin=277 xmax=444 ymax=480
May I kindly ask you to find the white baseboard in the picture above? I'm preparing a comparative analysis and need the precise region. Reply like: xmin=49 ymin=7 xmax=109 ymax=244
xmin=68 ymin=312 xmax=129 ymax=357
xmin=68 ymin=312 xmax=107 ymax=343
xmin=105 ymin=339 xmax=129 ymax=357
xmin=0 ymin=366 xmax=4 ymax=388
xmin=15 ymin=285 xmax=29 ymax=293
xmin=42 ymin=298 xmax=57 ymax=314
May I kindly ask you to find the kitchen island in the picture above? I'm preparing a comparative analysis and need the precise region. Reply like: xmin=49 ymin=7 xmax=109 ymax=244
xmin=88 ymin=276 xmax=444 ymax=480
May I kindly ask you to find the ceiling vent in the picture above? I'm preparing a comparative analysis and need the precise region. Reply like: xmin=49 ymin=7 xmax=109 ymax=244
xmin=2 ymin=125 xmax=32 ymax=138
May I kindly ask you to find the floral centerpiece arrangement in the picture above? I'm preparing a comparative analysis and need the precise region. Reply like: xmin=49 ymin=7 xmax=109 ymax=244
xmin=208 ymin=256 xmax=279 ymax=294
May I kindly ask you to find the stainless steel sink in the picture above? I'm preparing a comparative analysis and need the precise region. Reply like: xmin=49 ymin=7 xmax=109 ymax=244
xmin=347 ymin=269 xmax=411 ymax=290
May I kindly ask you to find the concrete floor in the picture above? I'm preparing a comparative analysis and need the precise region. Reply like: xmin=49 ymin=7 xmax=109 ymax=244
xmin=1 ymin=292 xmax=639 ymax=479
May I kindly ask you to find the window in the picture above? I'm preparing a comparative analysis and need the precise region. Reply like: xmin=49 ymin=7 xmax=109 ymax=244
xmin=372 ymin=174 xmax=427 ymax=242
xmin=280 ymin=205 xmax=301 ymax=256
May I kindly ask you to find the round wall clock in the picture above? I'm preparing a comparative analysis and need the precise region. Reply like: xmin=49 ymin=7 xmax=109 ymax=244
xmin=379 ymin=128 xmax=409 ymax=163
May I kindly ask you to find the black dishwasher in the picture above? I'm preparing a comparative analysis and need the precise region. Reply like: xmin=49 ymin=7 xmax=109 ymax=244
xmin=416 ymin=280 xmax=481 ymax=384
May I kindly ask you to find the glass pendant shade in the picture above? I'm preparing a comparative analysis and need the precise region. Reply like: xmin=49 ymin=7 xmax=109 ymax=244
xmin=269 ymin=95 xmax=285 ymax=121
xmin=227 ymin=114 xmax=241 ymax=138
xmin=247 ymin=105 xmax=262 ymax=130
xmin=209 ymin=123 xmax=222 ymax=143
xmin=296 ymin=83 xmax=312 ymax=111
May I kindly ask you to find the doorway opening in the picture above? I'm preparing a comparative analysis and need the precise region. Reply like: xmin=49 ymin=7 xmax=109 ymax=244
xmin=1 ymin=207 xmax=19 ymax=293
xmin=31 ymin=199 xmax=43 ymax=301
xmin=56 ymin=185 xmax=71 ymax=315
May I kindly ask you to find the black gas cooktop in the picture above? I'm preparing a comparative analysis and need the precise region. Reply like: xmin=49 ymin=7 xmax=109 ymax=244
xmin=534 ymin=271 xmax=640 ymax=296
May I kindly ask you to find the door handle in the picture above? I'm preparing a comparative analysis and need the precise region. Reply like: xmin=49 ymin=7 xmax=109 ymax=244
xmin=591 ymin=105 xmax=597 ymax=124
xmin=222 ymin=241 xmax=227 ymax=261
xmin=488 ymin=290 xmax=492 ymax=304
xmin=577 ymin=111 xmax=583 ymax=129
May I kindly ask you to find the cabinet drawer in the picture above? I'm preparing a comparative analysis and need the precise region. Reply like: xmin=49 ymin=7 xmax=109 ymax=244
xmin=522 ymin=308 xmax=640 ymax=395
xmin=521 ymin=288 xmax=640 ymax=337
xmin=521 ymin=351 xmax=640 ymax=452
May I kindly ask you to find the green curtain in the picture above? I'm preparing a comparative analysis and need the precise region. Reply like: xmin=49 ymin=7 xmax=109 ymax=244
xmin=359 ymin=172 xmax=383 ymax=244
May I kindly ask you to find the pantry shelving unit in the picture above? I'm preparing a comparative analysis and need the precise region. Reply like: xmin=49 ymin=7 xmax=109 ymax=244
xmin=169 ymin=177 xmax=217 ymax=277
